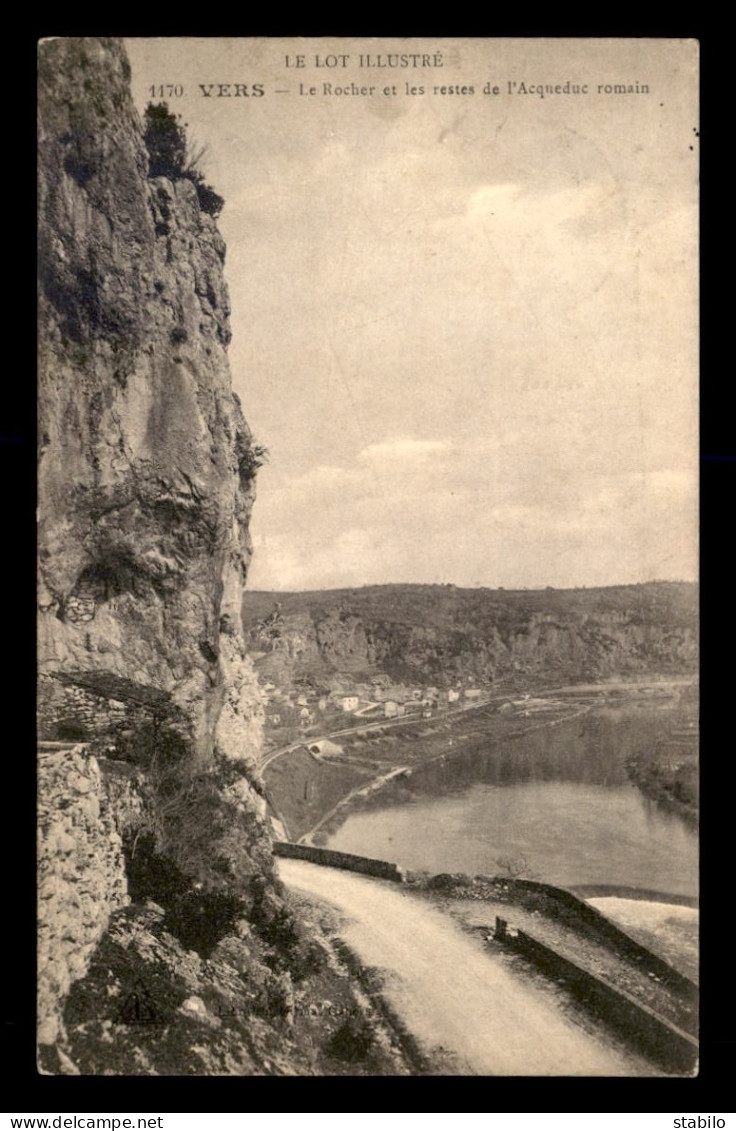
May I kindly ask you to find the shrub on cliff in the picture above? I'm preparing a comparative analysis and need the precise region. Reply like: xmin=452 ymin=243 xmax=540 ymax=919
xmin=164 ymin=888 xmax=245 ymax=958
xmin=326 ymin=1017 xmax=375 ymax=1063
xmin=143 ymin=102 xmax=224 ymax=219
xmin=248 ymin=879 xmax=326 ymax=983
xmin=238 ymin=443 xmax=269 ymax=488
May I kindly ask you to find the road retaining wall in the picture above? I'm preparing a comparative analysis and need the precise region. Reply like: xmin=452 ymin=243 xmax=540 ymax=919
xmin=498 ymin=922 xmax=698 ymax=1074
xmin=478 ymin=875 xmax=698 ymax=1000
xmin=273 ymin=841 xmax=405 ymax=882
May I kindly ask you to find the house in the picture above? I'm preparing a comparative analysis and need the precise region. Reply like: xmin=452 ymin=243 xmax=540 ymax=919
xmin=384 ymin=700 xmax=405 ymax=718
xmin=447 ymin=689 xmax=460 ymax=702
xmin=317 ymin=697 xmax=328 ymax=712
xmin=297 ymin=694 xmax=309 ymax=707
xmin=340 ymin=695 xmax=359 ymax=712
xmin=464 ymin=688 xmax=481 ymax=700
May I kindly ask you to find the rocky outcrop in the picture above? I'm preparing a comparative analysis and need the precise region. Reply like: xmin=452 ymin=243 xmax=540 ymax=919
xmin=37 ymin=37 xmax=271 ymax=1064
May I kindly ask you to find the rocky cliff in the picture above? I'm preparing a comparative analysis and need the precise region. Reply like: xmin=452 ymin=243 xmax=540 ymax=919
xmin=38 ymin=36 xmax=262 ymax=771
xmin=36 ymin=37 xmax=270 ymax=1070
xmin=243 ymin=582 xmax=698 ymax=688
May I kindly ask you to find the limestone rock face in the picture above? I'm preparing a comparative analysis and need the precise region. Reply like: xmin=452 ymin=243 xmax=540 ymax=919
xmin=38 ymin=37 xmax=263 ymax=770
xmin=244 ymin=583 xmax=697 ymax=686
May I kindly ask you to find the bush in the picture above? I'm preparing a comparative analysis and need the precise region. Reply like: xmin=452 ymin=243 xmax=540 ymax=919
xmin=248 ymin=882 xmax=326 ymax=982
xmin=164 ymin=889 xmax=245 ymax=959
xmin=143 ymin=102 xmax=224 ymax=218
xmin=495 ymin=853 xmax=539 ymax=880
xmin=122 ymin=829 xmax=186 ymax=905
xmin=238 ymin=443 xmax=269 ymax=487
xmin=113 ymin=715 xmax=190 ymax=772
xmin=190 ymin=176 xmax=225 ymax=220
xmin=326 ymin=1017 xmax=375 ymax=1063
xmin=122 ymin=830 xmax=247 ymax=959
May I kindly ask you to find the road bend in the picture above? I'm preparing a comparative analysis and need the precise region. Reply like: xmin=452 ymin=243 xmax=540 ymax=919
xmin=279 ymin=858 xmax=647 ymax=1076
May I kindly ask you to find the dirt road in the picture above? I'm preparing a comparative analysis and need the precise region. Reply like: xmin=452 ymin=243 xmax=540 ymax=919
xmin=278 ymin=858 xmax=648 ymax=1076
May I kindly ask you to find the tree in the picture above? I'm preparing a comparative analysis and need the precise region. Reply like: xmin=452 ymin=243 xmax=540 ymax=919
xmin=143 ymin=102 xmax=187 ymax=179
xmin=142 ymin=102 xmax=225 ymax=219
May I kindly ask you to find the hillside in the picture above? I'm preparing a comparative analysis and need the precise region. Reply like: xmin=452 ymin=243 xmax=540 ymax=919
xmin=242 ymin=581 xmax=698 ymax=689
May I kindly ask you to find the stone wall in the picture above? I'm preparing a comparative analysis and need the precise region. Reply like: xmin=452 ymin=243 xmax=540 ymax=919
xmin=499 ymin=923 xmax=698 ymax=1074
xmin=273 ymin=841 xmax=405 ymax=882
xmin=37 ymin=744 xmax=133 ymax=1046
xmin=480 ymin=875 xmax=699 ymax=999
xmin=39 ymin=675 xmax=132 ymax=741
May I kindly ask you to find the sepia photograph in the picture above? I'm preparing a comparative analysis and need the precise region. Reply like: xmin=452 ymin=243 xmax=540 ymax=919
xmin=37 ymin=36 xmax=698 ymax=1076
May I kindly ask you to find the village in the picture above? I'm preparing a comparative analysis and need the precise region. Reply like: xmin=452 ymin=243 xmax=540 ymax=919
xmin=259 ymin=674 xmax=508 ymax=752
xmin=256 ymin=662 xmax=585 ymax=756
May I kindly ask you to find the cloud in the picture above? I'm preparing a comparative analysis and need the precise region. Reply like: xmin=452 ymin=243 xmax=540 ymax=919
xmin=124 ymin=38 xmax=698 ymax=592
xmin=358 ymin=437 xmax=451 ymax=461
xmin=246 ymin=431 xmax=697 ymax=591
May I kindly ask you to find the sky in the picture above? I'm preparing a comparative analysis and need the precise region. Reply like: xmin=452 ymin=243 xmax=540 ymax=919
xmin=125 ymin=38 xmax=699 ymax=591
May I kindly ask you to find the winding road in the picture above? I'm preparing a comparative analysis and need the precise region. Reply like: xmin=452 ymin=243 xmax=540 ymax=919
xmin=279 ymin=858 xmax=647 ymax=1076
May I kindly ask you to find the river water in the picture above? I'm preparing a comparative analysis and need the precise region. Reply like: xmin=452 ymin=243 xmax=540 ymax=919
xmin=325 ymin=703 xmax=698 ymax=897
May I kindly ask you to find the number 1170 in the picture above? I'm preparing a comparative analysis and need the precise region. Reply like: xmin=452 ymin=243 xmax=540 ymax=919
xmin=149 ymin=84 xmax=184 ymax=98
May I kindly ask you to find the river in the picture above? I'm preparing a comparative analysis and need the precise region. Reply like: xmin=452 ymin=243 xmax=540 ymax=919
xmin=324 ymin=702 xmax=698 ymax=896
